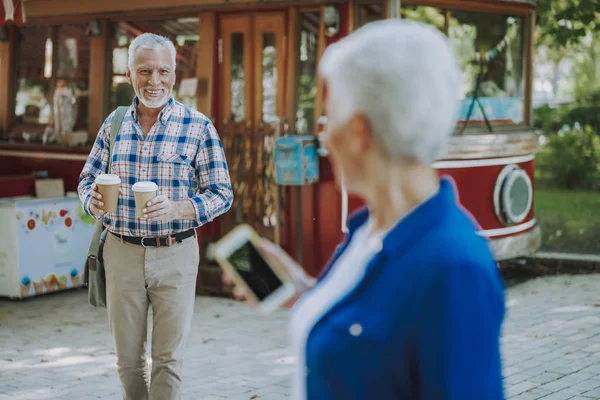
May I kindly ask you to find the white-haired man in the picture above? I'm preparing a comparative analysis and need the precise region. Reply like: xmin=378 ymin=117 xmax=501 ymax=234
xmin=79 ymin=33 xmax=233 ymax=399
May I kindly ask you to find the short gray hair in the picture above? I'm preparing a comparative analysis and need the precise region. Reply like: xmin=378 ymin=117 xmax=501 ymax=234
xmin=319 ymin=19 xmax=460 ymax=165
xmin=128 ymin=33 xmax=177 ymax=71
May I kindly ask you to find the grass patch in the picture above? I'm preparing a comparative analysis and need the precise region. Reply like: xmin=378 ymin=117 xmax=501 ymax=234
xmin=535 ymin=187 xmax=600 ymax=254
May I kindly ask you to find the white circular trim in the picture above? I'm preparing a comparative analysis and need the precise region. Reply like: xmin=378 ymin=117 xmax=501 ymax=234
xmin=502 ymin=168 xmax=533 ymax=224
xmin=493 ymin=164 xmax=534 ymax=226
xmin=493 ymin=164 xmax=516 ymax=223
xmin=478 ymin=219 xmax=537 ymax=238
xmin=433 ymin=154 xmax=534 ymax=169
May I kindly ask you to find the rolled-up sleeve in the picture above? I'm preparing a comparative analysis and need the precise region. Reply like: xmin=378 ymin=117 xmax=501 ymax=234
xmin=415 ymin=261 xmax=505 ymax=399
xmin=78 ymin=114 xmax=113 ymax=217
xmin=190 ymin=121 xmax=233 ymax=225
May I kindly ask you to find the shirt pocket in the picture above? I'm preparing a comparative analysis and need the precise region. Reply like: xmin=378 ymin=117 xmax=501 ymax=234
xmin=158 ymin=152 xmax=186 ymax=163
xmin=157 ymin=152 xmax=196 ymax=197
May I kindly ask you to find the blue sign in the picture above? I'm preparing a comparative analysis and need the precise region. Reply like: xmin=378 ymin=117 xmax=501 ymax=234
xmin=274 ymin=135 xmax=319 ymax=185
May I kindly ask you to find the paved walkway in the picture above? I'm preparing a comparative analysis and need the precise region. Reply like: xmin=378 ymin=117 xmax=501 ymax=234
xmin=0 ymin=274 xmax=599 ymax=399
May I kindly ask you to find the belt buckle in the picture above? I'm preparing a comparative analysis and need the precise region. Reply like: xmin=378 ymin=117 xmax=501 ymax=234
xmin=140 ymin=236 xmax=152 ymax=248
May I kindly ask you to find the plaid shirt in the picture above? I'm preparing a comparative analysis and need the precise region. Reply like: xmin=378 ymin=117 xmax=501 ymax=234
xmin=78 ymin=97 xmax=233 ymax=237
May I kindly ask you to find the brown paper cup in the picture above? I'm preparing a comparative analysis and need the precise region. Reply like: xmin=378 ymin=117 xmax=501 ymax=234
xmin=33 ymin=280 xmax=45 ymax=294
xmin=95 ymin=174 xmax=121 ymax=212
xmin=71 ymin=274 xmax=81 ymax=286
xmin=132 ymin=182 xmax=158 ymax=218
xmin=20 ymin=284 xmax=31 ymax=297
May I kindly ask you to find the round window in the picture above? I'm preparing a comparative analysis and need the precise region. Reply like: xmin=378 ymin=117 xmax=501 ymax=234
xmin=493 ymin=165 xmax=533 ymax=225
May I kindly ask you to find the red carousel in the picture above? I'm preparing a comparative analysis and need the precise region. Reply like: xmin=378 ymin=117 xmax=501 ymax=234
xmin=304 ymin=0 xmax=540 ymax=276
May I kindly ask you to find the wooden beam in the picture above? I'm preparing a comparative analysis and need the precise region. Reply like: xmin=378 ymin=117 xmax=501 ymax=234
xmin=348 ymin=0 xmax=356 ymax=33
xmin=88 ymin=19 xmax=111 ymax=139
xmin=24 ymin=0 xmax=346 ymax=22
xmin=313 ymin=5 xmax=326 ymax=132
xmin=524 ymin=11 xmax=534 ymax=126
xmin=401 ymin=0 xmax=533 ymax=16
xmin=285 ymin=7 xmax=304 ymax=265
xmin=196 ymin=12 xmax=216 ymax=118
xmin=0 ymin=24 xmax=19 ymax=137
xmin=285 ymin=7 xmax=300 ymax=128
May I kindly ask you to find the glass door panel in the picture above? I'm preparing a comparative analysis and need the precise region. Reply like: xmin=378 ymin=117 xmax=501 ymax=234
xmin=253 ymin=13 xmax=286 ymax=128
xmin=220 ymin=15 xmax=252 ymax=124
xmin=219 ymin=13 xmax=286 ymax=242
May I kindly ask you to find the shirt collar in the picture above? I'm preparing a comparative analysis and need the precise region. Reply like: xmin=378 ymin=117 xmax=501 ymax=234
xmin=346 ymin=177 xmax=457 ymax=257
xmin=129 ymin=96 xmax=175 ymax=125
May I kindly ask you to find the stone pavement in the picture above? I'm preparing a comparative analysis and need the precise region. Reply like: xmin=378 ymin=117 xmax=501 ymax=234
xmin=0 ymin=274 xmax=599 ymax=399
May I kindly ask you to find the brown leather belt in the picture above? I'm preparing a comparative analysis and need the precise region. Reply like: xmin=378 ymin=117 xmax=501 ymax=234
xmin=111 ymin=229 xmax=196 ymax=248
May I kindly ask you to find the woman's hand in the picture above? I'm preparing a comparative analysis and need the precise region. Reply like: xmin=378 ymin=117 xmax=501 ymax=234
xmin=222 ymin=239 xmax=316 ymax=308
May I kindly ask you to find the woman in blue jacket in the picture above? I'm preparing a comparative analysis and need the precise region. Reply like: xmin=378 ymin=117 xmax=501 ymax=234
xmin=227 ymin=19 xmax=505 ymax=400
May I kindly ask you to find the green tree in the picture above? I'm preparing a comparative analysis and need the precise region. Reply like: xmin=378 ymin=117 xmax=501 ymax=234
xmin=571 ymin=32 xmax=600 ymax=98
xmin=536 ymin=0 xmax=600 ymax=48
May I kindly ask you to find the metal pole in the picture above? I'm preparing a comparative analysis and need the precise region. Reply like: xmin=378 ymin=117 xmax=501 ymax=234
xmin=388 ymin=0 xmax=401 ymax=19
xmin=274 ymin=118 xmax=282 ymax=246
xmin=294 ymin=186 xmax=303 ymax=266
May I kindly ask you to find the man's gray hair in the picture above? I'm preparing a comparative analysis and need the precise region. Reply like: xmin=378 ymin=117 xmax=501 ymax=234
xmin=319 ymin=19 xmax=461 ymax=165
xmin=128 ymin=33 xmax=177 ymax=71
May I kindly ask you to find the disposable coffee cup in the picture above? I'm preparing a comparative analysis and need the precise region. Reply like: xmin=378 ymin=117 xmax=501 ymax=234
xmin=132 ymin=182 xmax=158 ymax=218
xmin=95 ymin=174 xmax=121 ymax=212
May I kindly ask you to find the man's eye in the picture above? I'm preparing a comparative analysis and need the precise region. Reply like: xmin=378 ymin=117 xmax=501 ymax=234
xmin=160 ymin=70 xmax=169 ymax=74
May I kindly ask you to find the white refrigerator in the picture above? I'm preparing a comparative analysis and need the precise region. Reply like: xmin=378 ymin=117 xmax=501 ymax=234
xmin=0 ymin=195 xmax=96 ymax=299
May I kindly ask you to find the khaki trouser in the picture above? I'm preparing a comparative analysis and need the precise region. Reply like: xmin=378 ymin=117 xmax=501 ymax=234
xmin=104 ymin=232 xmax=199 ymax=400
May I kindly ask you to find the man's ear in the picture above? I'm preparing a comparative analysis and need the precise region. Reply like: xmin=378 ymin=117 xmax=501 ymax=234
xmin=126 ymin=68 xmax=132 ymax=84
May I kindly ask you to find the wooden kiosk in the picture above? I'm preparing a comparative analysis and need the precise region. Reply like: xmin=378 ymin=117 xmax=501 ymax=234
xmin=0 ymin=0 xmax=540 ymax=292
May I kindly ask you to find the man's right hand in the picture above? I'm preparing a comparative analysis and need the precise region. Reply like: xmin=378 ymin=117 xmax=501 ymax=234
xmin=88 ymin=183 xmax=107 ymax=218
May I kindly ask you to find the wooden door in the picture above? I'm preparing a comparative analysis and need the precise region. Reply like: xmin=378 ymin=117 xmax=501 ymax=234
xmin=220 ymin=13 xmax=286 ymax=243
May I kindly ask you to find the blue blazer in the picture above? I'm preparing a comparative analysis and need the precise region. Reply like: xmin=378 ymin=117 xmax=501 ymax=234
xmin=304 ymin=178 xmax=505 ymax=399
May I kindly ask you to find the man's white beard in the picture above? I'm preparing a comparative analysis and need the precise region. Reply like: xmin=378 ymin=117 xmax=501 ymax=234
xmin=134 ymin=84 xmax=173 ymax=109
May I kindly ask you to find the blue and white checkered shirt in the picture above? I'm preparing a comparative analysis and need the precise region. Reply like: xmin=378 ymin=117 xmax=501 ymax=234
xmin=78 ymin=97 xmax=233 ymax=237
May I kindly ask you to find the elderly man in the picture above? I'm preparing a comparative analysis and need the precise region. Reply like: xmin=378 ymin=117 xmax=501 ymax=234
xmin=78 ymin=33 xmax=232 ymax=399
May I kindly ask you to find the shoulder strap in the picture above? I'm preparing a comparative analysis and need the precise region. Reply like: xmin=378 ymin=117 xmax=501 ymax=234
xmin=107 ymin=106 xmax=128 ymax=172
xmin=89 ymin=106 xmax=128 ymax=258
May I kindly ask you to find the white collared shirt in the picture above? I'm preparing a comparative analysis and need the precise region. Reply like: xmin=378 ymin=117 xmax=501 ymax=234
xmin=289 ymin=222 xmax=385 ymax=399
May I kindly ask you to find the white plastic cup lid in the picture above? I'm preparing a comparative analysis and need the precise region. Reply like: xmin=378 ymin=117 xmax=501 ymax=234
xmin=132 ymin=181 xmax=158 ymax=192
xmin=95 ymin=174 xmax=121 ymax=185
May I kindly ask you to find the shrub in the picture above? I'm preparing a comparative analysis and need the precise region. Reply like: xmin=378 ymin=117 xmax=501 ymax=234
xmin=561 ymin=104 xmax=600 ymax=133
xmin=533 ymin=104 xmax=564 ymax=134
xmin=534 ymin=91 xmax=600 ymax=137
xmin=536 ymin=125 xmax=600 ymax=189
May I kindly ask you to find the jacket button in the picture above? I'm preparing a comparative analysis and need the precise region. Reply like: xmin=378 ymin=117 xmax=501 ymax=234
xmin=349 ymin=323 xmax=363 ymax=336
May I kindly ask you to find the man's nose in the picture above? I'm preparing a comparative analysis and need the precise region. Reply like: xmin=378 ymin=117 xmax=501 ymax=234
xmin=149 ymin=71 xmax=160 ymax=85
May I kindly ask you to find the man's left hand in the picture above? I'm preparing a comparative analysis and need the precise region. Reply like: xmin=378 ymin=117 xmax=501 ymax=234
xmin=143 ymin=195 xmax=181 ymax=222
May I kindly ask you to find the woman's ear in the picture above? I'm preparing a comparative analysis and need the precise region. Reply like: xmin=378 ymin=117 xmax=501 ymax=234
xmin=349 ymin=114 xmax=374 ymax=156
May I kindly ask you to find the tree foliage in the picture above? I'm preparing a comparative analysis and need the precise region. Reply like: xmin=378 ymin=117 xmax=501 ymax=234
xmin=536 ymin=0 xmax=600 ymax=48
